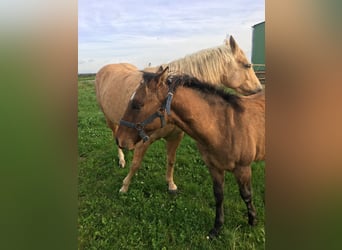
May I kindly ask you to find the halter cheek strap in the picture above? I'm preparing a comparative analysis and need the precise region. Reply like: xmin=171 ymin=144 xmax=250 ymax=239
xmin=165 ymin=76 xmax=176 ymax=115
xmin=165 ymin=92 xmax=173 ymax=115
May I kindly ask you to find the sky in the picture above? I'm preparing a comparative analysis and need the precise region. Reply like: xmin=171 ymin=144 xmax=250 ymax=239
xmin=78 ymin=0 xmax=264 ymax=73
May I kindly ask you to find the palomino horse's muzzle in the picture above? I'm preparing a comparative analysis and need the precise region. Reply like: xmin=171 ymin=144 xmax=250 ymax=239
xmin=119 ymin=109 xmax=166 ymax=142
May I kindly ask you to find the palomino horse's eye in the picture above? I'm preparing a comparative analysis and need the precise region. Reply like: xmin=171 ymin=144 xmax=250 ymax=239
xmin=243 ymin=63 xmax=252 ymax=69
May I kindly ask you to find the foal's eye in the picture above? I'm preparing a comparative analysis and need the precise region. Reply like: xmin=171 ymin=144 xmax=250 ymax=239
xmin=131 ymin=100 xmax=143 ymax=110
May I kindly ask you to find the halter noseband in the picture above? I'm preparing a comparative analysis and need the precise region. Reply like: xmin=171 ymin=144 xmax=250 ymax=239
xmin=119 ymin=109 xmax=166 ymax=142
xmin=119 ymin=77 xmax=175 ymax=143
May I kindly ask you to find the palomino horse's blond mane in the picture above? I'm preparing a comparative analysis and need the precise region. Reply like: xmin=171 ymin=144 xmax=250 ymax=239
xmin=143 ymin=41 xmax=235 ymax=85
xmin=162 ymin=43 xmax=233 ymax=84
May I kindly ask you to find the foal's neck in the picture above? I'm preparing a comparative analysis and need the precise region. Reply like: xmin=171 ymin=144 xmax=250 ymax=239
xmin=169 ymin=86 xmax=233 ymax=145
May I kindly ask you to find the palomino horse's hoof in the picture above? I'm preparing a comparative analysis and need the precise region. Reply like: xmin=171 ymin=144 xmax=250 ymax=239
xmin=166 ymin=183 xmax=178 ymax=194
xmin=118 ymin=159 xmax=126 ymax=168
xmin=167 ymin=189 xmax=178 ymax=195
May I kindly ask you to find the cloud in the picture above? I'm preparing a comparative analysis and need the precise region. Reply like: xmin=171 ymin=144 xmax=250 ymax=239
xmin=79 ymin=0 xmax=264 ymax=73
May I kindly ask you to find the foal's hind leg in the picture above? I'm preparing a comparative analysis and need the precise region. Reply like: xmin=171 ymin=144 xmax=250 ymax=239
xmin=234 ymin=165 xmax=257 ymax=226
xmin=165 ymin=131 xmax=184 ymax=193
xmin=208 ymin=167 xmax=225 ymax=239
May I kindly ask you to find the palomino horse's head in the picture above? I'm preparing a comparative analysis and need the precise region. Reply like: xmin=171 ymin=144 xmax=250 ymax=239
xmin=116 ymin=67 xmax=170 ymax=150
xmin=145 ymin=36 xmax=262 ymax=95
xmin=221 ymin=36 xmax=262 ymax=95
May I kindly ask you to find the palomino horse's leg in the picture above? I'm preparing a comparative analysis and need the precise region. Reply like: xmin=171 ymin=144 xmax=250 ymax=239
xmin=233 ymin=166 xmax=257 ymax=226
xmin=165 ymin=131 xmax=184 ymax=193
xmin=119 ymin=140 xmax=149 ymax=193
xmin=108 ymin=121 xmax=125 ymax=168
xmin=117 ymin=147 xmax=126 ymax=168
xmin=208 ymin=167 xmax=225 ymax=239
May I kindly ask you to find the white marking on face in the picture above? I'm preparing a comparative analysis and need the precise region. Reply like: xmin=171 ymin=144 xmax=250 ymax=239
xmin=130 ymin=91 xmax=136 ymax=101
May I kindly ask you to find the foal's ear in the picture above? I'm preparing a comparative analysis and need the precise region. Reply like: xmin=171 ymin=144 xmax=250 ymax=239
xmin=228 ymin=35 xmax=238 ymax=54
xmin=156 ymin=65 xmax=164 ymax=73
xmin=156 ymin=66 xmax=169 ymax=87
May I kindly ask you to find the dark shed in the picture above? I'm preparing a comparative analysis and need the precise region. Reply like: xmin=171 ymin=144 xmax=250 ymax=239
xmin=251 ymin=21 xmax=265 ymax=84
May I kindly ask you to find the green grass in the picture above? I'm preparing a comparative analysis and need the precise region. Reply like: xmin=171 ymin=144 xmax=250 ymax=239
xmin=78 ymin=75 xmax=265 ymax=249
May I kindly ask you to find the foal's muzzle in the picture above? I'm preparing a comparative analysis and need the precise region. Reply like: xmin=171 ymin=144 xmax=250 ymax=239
xmin=119 ymin=83 xmax=175 ymax=143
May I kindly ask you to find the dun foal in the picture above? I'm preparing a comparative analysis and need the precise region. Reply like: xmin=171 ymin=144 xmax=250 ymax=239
xmin=116 ymin=67 xmax=265 ymax=238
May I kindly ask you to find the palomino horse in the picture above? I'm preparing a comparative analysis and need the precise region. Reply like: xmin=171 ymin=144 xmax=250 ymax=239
xmin=95 ymin=36 xmax=262 ymax=193
xmin=116 ymin=67 xmax=265 ymax=238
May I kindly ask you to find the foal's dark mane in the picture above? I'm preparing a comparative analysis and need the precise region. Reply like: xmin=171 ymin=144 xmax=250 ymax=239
xmin=142 ymin=72 xmax=244 ymax=112
xmin=171 ymin=75 xmax=243 ymax=111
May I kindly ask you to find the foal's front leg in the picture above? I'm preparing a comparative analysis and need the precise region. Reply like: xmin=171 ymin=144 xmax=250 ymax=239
xmin=119 ymin=140 xmax=149 ymax=193
xmin=234 ymin=165 xmax=257 ymax=226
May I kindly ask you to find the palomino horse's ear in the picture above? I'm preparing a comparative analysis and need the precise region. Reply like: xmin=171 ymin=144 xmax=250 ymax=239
xmin=228 ymin=35 xmax=238 ymax=54
xmin=156 ymin=66 xmax=169 ymax=87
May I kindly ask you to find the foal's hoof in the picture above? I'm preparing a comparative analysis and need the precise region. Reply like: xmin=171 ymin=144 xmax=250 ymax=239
xmin=119 ymin=186 xmax=128 ymax=193
xmin=248 ymin=213 xmax=257 ymax=226
xmin=207 ymin=228 xmax=220 ymax=240
xmin=248 ymin=217 xmax=257 ymax=226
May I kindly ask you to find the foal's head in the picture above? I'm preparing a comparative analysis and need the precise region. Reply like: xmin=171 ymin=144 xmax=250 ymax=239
xmin=116 ymin=67 xmax=170 ymax=150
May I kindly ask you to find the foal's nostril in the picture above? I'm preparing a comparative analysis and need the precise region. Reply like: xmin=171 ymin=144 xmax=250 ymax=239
xmin=115 ymin=137 xmax=119 ymax=146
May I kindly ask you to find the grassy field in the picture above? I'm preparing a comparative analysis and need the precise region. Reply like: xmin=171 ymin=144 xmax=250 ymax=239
xmin=78 ymin=75 xmax=265 ymax=249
